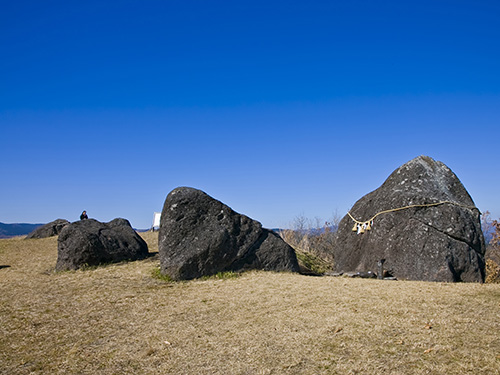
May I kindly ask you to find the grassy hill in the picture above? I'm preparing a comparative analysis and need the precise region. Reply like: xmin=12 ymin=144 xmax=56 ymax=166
xmin=1 ymin=233 xmax=499 ymax=374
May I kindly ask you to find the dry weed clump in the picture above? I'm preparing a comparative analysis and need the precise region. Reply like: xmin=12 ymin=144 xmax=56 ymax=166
xmin=483 ymin=212 xmax=500 ymax=283
xmin=279 ymin=228 xmax=335 ymax=275
xmin=485 ymin=259 xmax=500 ymax=283
xmin=279 ymin=215 xmax=337 ymax=274
xmin=1 ymin=233 xmax=500 ymax=374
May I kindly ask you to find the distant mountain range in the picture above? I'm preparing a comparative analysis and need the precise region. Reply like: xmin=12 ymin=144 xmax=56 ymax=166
xmin=0 ymin=223 xmax=43 ymax=238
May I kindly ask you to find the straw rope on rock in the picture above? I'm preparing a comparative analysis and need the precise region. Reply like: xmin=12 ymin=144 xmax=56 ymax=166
xmin=347 ymin=200 xmax=479 ymax=234
xmin=333 ymin=156 xmax=486 ymax=283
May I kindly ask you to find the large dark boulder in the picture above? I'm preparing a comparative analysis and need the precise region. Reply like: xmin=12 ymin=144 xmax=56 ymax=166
xmin=25 ymin=219 xmax=69 ymax=239
xmin=56 ymin=218 xmax=149 ymax=271
xmin=334 ymin=156 xmax=485 ymax=282
xmin=159 ymin=187 xmax=299 ymax=280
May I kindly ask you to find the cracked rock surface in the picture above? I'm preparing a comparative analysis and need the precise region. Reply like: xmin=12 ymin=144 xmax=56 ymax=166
xmin=159 ymin=187 xmax=299 ymax=280
xmin=334 ymin=156 xmax=485 ymax=282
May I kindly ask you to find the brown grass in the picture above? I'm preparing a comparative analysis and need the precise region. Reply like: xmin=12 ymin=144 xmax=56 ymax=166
xmin=1 ymin=233 xmax=500 ymax=374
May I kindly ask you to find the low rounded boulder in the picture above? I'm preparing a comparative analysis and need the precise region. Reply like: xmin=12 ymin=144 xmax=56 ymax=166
xmin=25 ymin=219 xmax=70 ymax=239
xmin=56 ymin=218 xmax=149 ymax=271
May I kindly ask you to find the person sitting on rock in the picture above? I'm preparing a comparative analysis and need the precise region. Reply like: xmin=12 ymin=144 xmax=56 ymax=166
xmin=80 ymin=211 xmax=88 ymax=220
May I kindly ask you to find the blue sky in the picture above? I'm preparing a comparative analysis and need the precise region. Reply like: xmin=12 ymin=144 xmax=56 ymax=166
xmin=1 ymin=0 xmax=499 ymax=229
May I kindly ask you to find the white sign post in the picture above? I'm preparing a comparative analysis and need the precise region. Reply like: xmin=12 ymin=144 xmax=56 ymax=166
xmin=152 ymin=212 xmax=161 ymax=231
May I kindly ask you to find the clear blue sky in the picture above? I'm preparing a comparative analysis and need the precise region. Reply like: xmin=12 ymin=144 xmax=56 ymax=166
xmin=1 ymin=0 xmax=499 ymax=229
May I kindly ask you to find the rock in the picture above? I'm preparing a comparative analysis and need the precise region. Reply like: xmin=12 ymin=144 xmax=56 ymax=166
xmin=343 ymin=271 xmax=377 ymax=278
xmin=158 ymin=187 xmax=300 ymax=280
xmin=56 ymin=218 xmax=149 ymax=271
xmin=354 ymin=271 xmax=377 ymax=279
xmin=324 ymin=272 xmax=344 ymax=277
xmin=25 ymin=219 xmax=70 ymax=239
xmin=334 ymin=156 xmax=485 ymax=282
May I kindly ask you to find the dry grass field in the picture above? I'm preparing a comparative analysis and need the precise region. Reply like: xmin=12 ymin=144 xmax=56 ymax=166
xmin=1 ymin=232 xmax=500 ymax=374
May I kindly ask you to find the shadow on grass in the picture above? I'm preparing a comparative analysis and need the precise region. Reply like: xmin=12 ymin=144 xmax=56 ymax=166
xmin=0 ymin=265 xmax=11 ymax=269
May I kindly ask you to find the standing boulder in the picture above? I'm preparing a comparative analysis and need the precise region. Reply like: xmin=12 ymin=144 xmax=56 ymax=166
xmin=56 ymin=218 xmax=149 ymax=271
xmin=25 ymin=219 xmax=70 ymax=239
xmin=334 ymin=156 xmax=485 ymax=282
xmin=159 ymin=187 xmax=299 ymax=280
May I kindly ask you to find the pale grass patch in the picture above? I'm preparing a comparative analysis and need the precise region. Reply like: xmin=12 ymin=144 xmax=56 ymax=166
xmin=1 ymin=234 xmax=499 ymax=374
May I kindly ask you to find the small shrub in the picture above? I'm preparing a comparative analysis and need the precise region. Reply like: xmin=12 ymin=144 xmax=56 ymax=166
xmin=201 ymin=271 xmax=240 ymax=280
xmin=294 ymin=249 xmax=333 ymax=275
xmin=484 ymin=213 xmax=500 ymax=283
xmin=151 ymin=267 xmax=240 ymax=282
xmin=482 ymin=211 xmax=500 ymax=283
xmin=485 ymin=259 xmax=500 ymax=284
xmin=279 ymin=214 xmax=337 ymax=274
xmin=151 ymin=267 xmax=174 ymax=282
xmin=80 ymin=263 xmax=101 ymax=271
